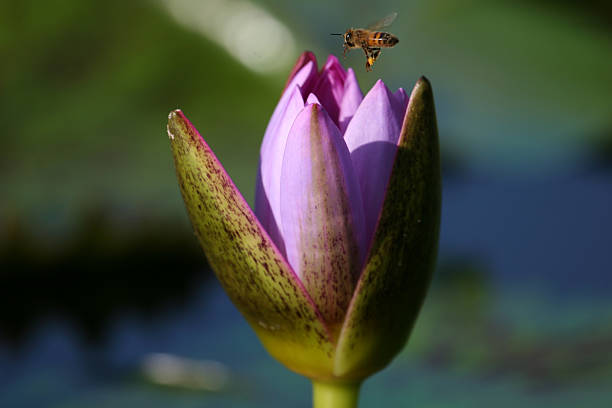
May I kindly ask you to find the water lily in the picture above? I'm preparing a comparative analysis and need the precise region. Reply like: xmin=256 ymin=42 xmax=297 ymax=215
xmin=167 ymin=51 xmax=440 ymax=407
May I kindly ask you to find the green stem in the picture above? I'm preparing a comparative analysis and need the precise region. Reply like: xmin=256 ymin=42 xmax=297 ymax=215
xmin=312 ymin=380 xmax=361 ymax=408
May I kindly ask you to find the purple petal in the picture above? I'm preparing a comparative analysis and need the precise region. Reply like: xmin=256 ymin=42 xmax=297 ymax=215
xmin=343 ymin=80 xmax=404 ymax=247
xmin=306 ymin=92 xmax=322 ymax=106
xmin=338 ymin=68 xmax=363 ymax=134
xmin=283 ymin=51 xmax=318 ymax=95
xmin=392 ymin=88 xmax=409 ymax=123
xmin=312 ymin=55 xmax=347 ymax=125
xmin=256 ymin=85 xmax=306 ymax=253
xmin=262 ymin=61 xmax=316 ymax=149
xmin=255 ymin=164 xmax=285 ymax=254
xmin=280 ymin=103 xmax=366 ymax=328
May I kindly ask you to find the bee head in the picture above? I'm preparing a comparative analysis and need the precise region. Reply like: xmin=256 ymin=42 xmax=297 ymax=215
xmin=344 ymin=30 xmax=355 ymax=47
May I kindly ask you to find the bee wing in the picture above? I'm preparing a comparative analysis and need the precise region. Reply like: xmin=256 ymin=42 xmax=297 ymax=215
xmin=366 ymin=12 xmax=398 ymax=30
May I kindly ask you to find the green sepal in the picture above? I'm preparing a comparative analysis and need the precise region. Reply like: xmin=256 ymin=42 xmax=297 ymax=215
xmin=167 ymin=110 xmax=336 ymax=379
xmin=333 ymin=77 xmax=441 ymax=379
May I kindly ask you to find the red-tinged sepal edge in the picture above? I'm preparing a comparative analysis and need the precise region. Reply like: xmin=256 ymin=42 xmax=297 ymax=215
xmin=333 ymin=77 xmax=441 ymax=380
xmin=167 ymin=110 xmax=336 ymax=379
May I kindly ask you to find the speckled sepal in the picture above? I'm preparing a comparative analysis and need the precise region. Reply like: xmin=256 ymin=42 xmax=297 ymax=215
xmin=333 ymin=77 xmax=441 ymax=379
xmin=167 ymin=110 xmax=336 ymax=379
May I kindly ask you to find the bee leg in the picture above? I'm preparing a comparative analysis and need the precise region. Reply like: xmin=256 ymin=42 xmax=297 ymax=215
xmin=343 ymin=46 xmax=349 ymax=58
xmin=370 ymin=48 xmax=381 ymax=61
xmin=363 ymin=47 xmax=378 ymax=71
xmin=362 ymin=47 xmax=371 ymax=71
xmin=366 ymin=48 xmax=381 ymax=71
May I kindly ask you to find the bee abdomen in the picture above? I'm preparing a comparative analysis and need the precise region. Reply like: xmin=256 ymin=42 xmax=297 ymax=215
xmin=369 ymin=32 xmax=399 ymax=47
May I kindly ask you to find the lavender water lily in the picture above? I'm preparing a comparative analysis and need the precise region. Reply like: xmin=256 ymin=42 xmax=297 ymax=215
xmin=167 ymin=51 xmax=440 ymax=407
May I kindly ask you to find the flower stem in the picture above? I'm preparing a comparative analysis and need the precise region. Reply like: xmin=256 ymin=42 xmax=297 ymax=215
xmin=312 ymin=380 xmax=361 ymax=408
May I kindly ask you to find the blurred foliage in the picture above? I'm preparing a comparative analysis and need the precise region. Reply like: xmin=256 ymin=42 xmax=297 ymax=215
xmin=1 ymin=0 xmax=611 ymax=233
xmin=0 ymin=0 xmax=282 ymax=233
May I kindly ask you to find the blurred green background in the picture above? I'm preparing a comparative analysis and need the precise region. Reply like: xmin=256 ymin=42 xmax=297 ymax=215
xmin=1 ymin=0 xmax=611 ymax=407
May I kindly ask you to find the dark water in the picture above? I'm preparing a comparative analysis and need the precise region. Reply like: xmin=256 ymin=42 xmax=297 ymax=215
xmin=1 ymin=170 xmax=611 ymax=407
xmin=441 ymin=169 xmax=612 ymax=294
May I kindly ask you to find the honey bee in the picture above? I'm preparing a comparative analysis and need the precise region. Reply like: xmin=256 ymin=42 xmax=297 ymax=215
xmin=332 ymin=12 xmax=399 ymax=71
